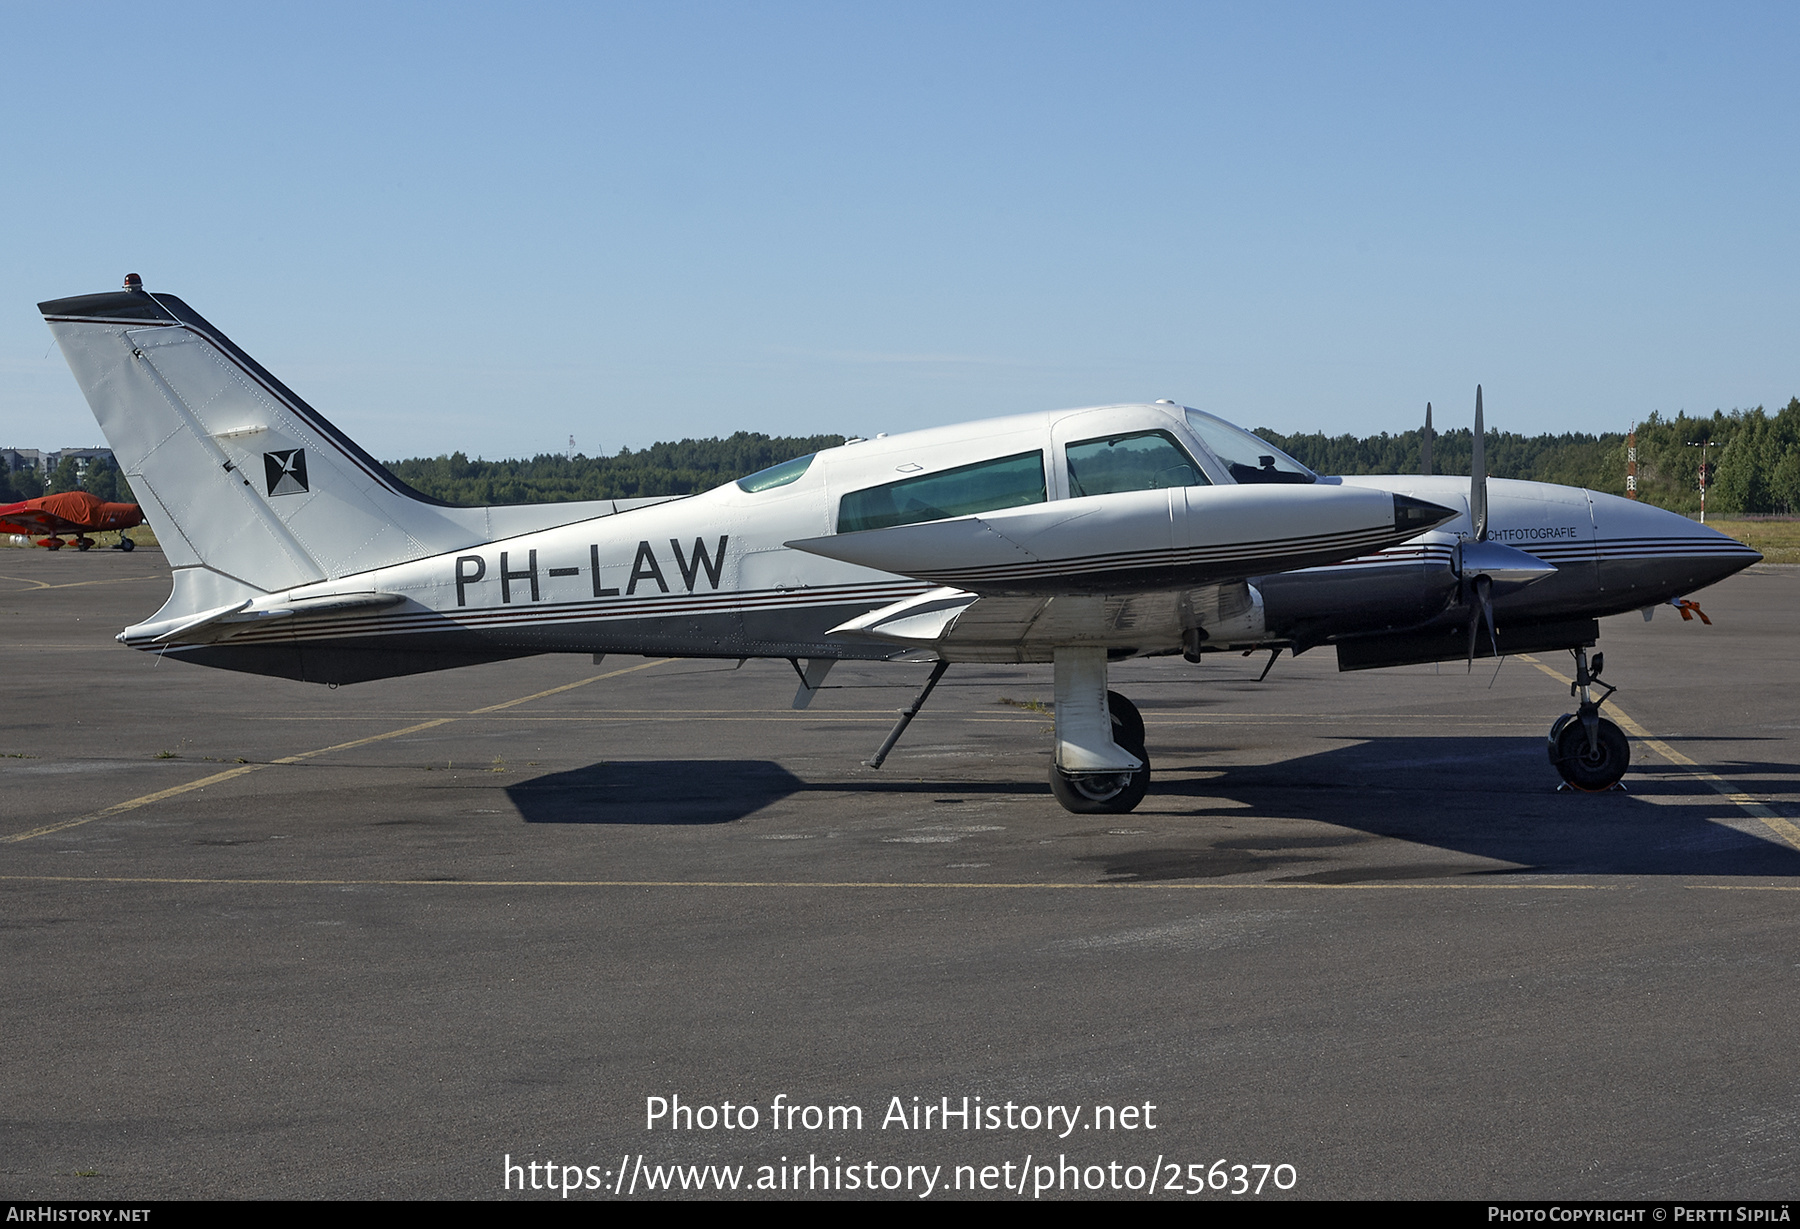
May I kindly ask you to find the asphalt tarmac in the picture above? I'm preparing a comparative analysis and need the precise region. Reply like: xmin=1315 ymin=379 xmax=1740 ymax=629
xmin=3 ymin=546 xmax=1797 ymax=1200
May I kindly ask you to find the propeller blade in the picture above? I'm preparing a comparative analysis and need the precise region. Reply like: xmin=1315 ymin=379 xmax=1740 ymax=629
xmin=1479 ymin=573 xmax=1497 ymax=657
xmin=1470 ymin=385 xmax=1488 ymax=542
xmin=1463 ymin=573 xmax=1497 ymax=671
xmin=1421 ymin=402 xmax=1434 ymax=476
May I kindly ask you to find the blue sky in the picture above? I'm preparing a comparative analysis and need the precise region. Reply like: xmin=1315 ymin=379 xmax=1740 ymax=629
xmin=4 ymin=2 xmax=1795 ymax=461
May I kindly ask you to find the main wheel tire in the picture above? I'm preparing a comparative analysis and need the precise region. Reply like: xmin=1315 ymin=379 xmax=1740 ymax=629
xmin=1048 ymin=741 xmax=1150 ymax=815
xmin=1106 ymin=690 xmax=1145 ymax=750
xmin=1550 ymin=716 xmax=1629 ymax=791
xmin=118 ymin=537 xmax=135 ymax=552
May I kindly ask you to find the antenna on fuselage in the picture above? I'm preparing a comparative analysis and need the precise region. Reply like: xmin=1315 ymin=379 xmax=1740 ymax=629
xmin=1420 ymin=402 xmax=1434 ymax=476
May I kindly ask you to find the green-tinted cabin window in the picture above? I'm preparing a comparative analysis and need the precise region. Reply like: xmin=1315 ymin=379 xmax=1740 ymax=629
xmin=1065 ymin=430 xmax=1209 ymax=497
xmin=1183 ymin=410 xmax=1315 ymax=484
xmin=737 ymin=452 xmax=816 ymax=493
xmin=837 ymin=451 xmax=1046 ymax=533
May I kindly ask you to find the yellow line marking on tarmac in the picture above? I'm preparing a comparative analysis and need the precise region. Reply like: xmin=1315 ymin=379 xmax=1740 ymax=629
xmin=1517 ymin=653 xmax=1800 ymax=852
xmin=467 ymin=665 xmax=669 ymax=713
xmin=2 ymin=659 xmax=672 ymax=843
xmin=468 ymin=714 xmax=1543 ymax=728
xmin=0 ymin=572 xmax=160 ymax=591
xmin=226 ymin=709 xmax=1546 ymax=722
xmin=0 ymin=874 xmax=1604 ymax=891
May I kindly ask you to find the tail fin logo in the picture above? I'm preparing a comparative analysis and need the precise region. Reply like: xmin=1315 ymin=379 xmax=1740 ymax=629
xmin=263 ymin=449 xmax=310 ymax=497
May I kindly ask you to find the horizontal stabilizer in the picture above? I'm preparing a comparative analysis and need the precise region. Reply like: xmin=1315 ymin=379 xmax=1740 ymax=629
xmin=137 ymin=599 xmax=254 ymax=644
xmin=125 ymin=591 xmax=406 ymax=646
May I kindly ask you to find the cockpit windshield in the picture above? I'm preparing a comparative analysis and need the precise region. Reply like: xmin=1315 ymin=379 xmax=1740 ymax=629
xmin=1182 ymin=409 xmax=1316 ymax=485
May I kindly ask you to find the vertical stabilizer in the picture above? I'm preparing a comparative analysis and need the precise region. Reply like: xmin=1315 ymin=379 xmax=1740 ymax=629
xmin=40 ymin=283 xmax=499 ymax=594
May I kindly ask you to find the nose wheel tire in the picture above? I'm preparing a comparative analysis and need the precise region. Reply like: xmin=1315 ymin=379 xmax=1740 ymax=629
xmin=1548 ymin=714 xmax=1629 ymax=791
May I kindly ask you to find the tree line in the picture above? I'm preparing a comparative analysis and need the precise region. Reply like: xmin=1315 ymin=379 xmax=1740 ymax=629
xmin=383 ymin=402 xmax=1800 ymax=516
xmin=12 ymin=399 xmax=1798 ymax=516
xmin=1261 ymin=397 xmax=1800 ymax=516
xmin=0 ymin=455 xmax=132 ymax=504
xmin=384 ymin=432 xmax=849 ymax=505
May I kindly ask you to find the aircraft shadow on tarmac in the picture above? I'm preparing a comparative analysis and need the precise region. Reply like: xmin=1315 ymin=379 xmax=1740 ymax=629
xmin=1106 ymin=734 xmax=1800 ymax=882
xmin=506 ymin=738 xmax=1800 ymax=880
xmin=507 ymin=760 xmax=810 ymax=826
xmin=507 ymin=759 xmax=1038 ymax=826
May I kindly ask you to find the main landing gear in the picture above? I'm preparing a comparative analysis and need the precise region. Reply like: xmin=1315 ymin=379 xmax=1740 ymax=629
xmin=859 ymin=650 xmax=1149 ymax=812
xmin=1047 ymin=646 xmax=1149 ymax=814
xmin=1547 ymin=646 xmax=1630 ymax=791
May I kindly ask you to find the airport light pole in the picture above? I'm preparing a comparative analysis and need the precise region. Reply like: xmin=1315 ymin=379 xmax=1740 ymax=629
xmin=1686 ymin=438 xmax=1712 ymax=523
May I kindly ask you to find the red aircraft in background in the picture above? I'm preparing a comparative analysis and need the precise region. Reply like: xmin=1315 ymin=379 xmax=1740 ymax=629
xmin=0 ymin=491 xmax=144 ymax=550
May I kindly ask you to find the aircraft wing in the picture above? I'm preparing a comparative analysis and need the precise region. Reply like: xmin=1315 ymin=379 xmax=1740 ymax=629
xmin=0 ymin=493 xmax=137 ymax=536
xmin=791 ymin=484 xmax=1452 ymax=595
xmin=829 ymin=582 xmax=1273 ymax=663
xmin=0 ymin=502 xmax=71 ymax=535
xmin=803 ymin=483 xmax=1450 ymax=662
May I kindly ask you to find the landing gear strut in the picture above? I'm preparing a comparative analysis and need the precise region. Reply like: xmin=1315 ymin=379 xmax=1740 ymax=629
xmin=1547 ymin=646 xmax=1630 ymax=791
xmin=1047 ymin=647 xmax=1149 ymax=814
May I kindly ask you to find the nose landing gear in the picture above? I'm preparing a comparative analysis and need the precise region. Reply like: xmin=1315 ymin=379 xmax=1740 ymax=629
xmin=1548 ymin=646 xmax=1630 ymax=791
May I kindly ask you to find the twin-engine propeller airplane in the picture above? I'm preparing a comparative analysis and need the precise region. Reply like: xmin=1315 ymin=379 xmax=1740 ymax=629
xmin=41 ymin=277 xmax=1760 ymax=813
xmin=0 ymin=490 xmax=143 ymax=550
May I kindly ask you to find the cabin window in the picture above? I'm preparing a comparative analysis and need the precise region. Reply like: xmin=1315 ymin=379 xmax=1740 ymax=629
xmin=837 ymin=451 xmax=1046 ymax=533
xmin=737 ymin=452 xmax=816 ymax=493
xmin=1183 ymin=409 xmax=1315 ymax=484
xmin=1065 ymin=430 xmax=1209 ymax=497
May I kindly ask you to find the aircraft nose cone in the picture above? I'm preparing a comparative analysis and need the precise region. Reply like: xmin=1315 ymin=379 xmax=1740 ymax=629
xmin=1587 ymin=488 xmax=1763 ymax=598
xmin=1392 ymin=493 xmax=1458 ymax=535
